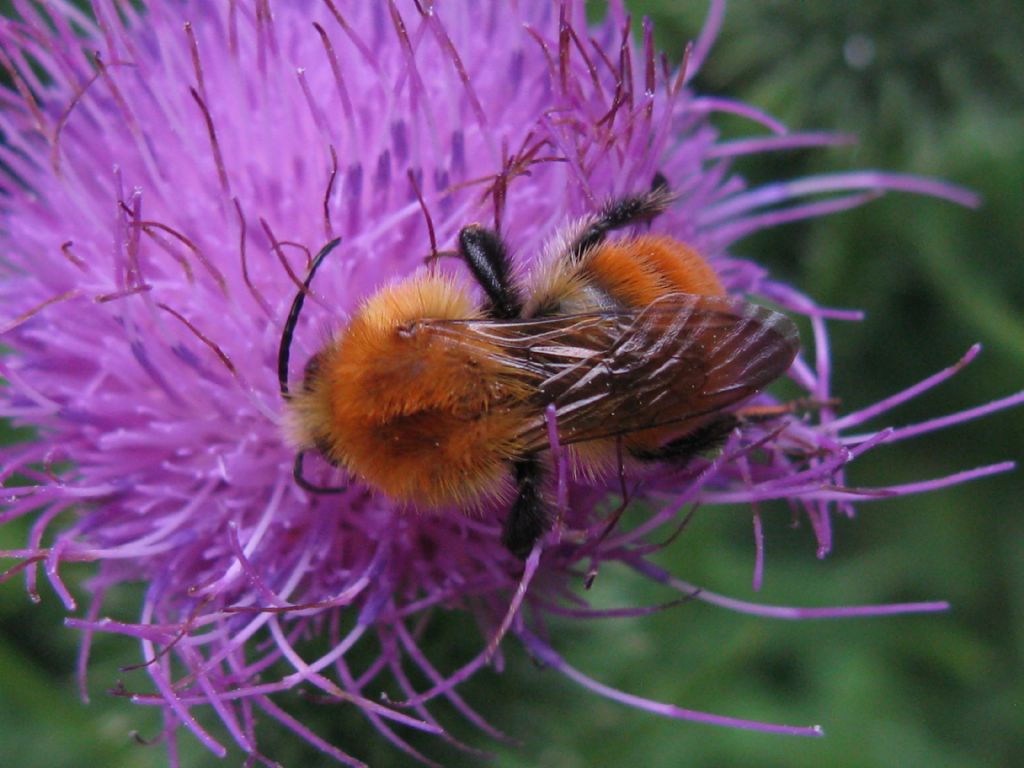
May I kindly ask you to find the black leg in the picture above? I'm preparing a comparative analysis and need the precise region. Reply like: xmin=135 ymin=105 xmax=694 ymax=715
xmin=502 ymin=454 xmax=547 ymax=559
xmin=457 ymin=225 xmax=523 ymax=319
xmin=631 ymin=415 xmax=738 ymax=465
xmin=565 ymin=178 xmax=675 ymax=263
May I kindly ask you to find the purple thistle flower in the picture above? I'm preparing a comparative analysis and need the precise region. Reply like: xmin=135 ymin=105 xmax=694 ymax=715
xmin=0 ymin=0 xmax=1020 ymax=765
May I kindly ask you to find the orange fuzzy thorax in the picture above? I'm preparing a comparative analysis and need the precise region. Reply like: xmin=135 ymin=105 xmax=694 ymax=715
xmin=289 ymin=274 xmax=532 ymax=510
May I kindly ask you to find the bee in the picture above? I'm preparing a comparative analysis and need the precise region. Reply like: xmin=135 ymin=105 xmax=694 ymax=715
xmin=279 ymin=182 xmax=799 ymax=558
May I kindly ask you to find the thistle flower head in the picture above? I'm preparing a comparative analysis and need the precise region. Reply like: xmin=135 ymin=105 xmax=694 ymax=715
xmin=1 ymin=1 xmax=1020 ymax=765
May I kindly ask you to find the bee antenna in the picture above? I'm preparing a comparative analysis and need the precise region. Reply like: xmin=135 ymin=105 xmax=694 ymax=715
xmin=293 ymin=452 xmax=346 ymax=494
xmin=278 ymin=237 xmax=342 ymax=399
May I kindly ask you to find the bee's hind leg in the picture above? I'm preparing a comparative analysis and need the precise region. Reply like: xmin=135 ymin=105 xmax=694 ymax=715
xmin=630 ymin=415 xmax=739 ymax=466
xmin=565 ymin=174 xmax=676 ymax=263
xmin=456 ymin=225 xmax=523 ymax=319
xmin=502 ymin=454 xmax=548 ymax=559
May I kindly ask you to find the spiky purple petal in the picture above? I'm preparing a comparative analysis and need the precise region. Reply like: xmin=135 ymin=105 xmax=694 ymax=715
xmin=0 ymin=0 xmax=1020 ymax=764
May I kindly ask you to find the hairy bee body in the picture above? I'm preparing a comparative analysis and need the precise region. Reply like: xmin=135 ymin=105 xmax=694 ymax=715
xmin=281 ymin=186 xmax=799 ymax=557
xmin=290 ymin=276 xmax=530 ymax=508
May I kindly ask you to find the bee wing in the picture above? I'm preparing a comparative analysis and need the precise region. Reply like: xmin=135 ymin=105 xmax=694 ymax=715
xmin=424 ymin=293 xmax=799 ymax=452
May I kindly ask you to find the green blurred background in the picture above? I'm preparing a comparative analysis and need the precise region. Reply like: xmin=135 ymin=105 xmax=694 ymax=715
xmin=1 ymin=1 xmax=1021 ymax=766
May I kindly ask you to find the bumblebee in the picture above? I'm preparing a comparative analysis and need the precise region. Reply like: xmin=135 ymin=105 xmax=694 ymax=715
xmin=280 ymin=183 xmax=798 ymax=557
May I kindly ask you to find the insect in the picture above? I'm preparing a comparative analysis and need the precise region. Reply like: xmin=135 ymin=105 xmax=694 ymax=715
xmin=279 ymin=182 xmax=799 ymax=558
